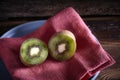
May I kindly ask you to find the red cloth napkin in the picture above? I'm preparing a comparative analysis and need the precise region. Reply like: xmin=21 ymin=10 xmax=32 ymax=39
xmin=0 ymin=7 xmax=115 ymax=80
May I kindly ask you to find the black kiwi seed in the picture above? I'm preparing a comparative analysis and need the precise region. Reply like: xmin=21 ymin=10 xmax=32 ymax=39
xmin=48 ymin=30 xmax=76 ymax=61
xmin=20 ymin=38 xmax=48 ymax=66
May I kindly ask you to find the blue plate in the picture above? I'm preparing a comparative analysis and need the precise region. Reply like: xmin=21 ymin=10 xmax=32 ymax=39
xmin=0 ymin=20 xmax=100 ymax=80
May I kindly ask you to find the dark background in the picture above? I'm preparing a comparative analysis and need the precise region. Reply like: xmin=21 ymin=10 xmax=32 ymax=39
xmin=0 ymin=0 xmax=120 ymax=19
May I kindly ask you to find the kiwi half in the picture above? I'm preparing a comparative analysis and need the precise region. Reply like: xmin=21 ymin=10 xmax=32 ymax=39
xmin=20 ymin=38 xmax=48 ymax=66
xmin=48 ymin=30 xmax=76 ymax=61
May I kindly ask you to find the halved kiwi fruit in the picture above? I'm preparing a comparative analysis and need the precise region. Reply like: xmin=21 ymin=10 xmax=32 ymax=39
xmin=20 ymin=38 xmax=48 ymax=66
xmin=48 ymin=30 xmax=76 ymax=61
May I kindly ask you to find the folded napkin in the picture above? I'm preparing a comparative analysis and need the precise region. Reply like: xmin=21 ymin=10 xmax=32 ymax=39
xmin=0 ymin=7 xmax=115 ymax=80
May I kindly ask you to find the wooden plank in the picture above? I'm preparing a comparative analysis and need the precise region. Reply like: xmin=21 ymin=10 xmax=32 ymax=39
xmin=0 ymin=0 xmax=120 ymax=20
xmin=97 ymin=41 xmax=120 ymax=80
xmin=0 ymin=16 xmax=120 ymax=42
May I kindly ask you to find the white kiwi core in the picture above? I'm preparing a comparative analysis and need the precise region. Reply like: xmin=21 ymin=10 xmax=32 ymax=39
xmin=30 ymin=47 xmax=40 ymax=57
xmin=58 ymin=43 xmax=66 ymax=53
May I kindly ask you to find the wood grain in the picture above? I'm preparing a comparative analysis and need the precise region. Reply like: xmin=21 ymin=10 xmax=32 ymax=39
xmin=1 ymin=16 xmax=120 ymax=41
xmin=97 ymin=41 xmax=120 ymax=80
xmin=0 ymin=0 xmax=120 ymax=20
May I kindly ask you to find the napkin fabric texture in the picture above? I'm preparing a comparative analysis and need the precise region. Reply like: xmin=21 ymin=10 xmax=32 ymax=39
xmin=0 ymin=7 xmax=115 ymax=80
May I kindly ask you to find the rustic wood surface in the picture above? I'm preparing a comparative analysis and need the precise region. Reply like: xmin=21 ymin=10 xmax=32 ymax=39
xmin=0 ymin=0 xmax=120 ymax=20
xmin=0 ymin=0 xmax=120 ymax=80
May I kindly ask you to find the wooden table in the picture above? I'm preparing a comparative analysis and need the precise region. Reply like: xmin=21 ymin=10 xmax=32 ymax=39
xmin=0 ymin=0 xmax=120 ymax=80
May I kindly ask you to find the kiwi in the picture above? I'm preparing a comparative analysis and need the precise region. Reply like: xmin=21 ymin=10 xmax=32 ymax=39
xmin=20 ymin=38 xmax=48 ymax=66
xmin=48 ymin=30 xmax=76 ymax=61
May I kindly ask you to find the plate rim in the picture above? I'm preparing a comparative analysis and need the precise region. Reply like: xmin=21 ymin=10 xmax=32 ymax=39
xmin=1 ymin=20 xmax=46 ymax=38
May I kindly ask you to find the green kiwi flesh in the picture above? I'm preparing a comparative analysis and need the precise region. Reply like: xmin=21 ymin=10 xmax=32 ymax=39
xmin=48 ymin=30 xmax=76 ymax=61
xmin=20 ymin=38 xmax=48 ymax=66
